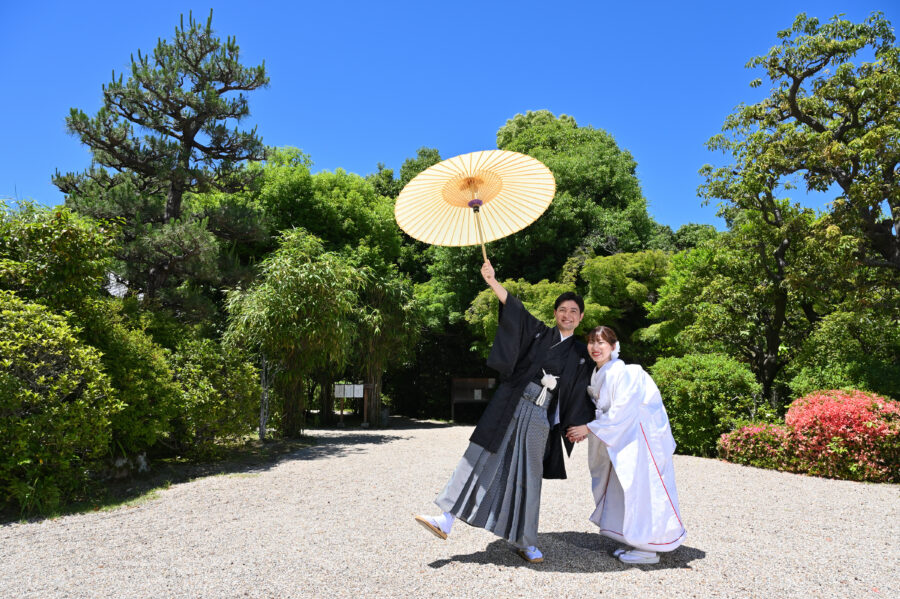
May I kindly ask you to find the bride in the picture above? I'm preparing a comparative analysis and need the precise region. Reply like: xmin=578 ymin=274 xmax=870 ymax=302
xmin=566 ymin=325 xmax=686 ymax=565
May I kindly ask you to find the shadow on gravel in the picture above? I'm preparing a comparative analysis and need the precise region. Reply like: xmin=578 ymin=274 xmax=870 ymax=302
xmin=294 ymin=432 xmax=406 ymax=461
xmin=428 ymin=532 xmax=705 ymax=572
xmin=1 ymin=425 xmax=406 ymax=525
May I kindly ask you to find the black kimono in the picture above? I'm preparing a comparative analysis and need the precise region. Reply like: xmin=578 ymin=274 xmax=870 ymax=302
xmin=469 ymin=294 xmax=594 ymax=479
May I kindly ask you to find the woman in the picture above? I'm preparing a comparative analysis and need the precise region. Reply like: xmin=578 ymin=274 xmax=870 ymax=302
xmin=566 ymin=326 xmax=686 ymax=565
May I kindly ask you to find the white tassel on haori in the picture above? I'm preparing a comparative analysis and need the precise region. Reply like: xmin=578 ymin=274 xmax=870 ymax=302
xmin=536 ymin=369 xmax=559 ymax=406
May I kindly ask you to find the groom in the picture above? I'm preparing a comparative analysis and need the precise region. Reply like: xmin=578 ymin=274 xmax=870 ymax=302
xmin=415 ymin=260 xmax=593 ymax=562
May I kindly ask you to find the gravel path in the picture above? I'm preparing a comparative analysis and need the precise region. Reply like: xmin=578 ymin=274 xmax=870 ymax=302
xmin=2 ymin=419 xmax=898 ymax=598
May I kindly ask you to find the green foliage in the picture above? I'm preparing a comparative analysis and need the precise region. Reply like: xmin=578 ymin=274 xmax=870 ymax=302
xmin=706 ymin=12 xmax=900 ymax=271
xmin=349 ymin=263 xmax=421 ymax=425
xmin=650 ymin=353 xmax=767 ymax=457
xmin=55 ymin=10 xmax=269 ymax=309
xmin=169 ymin=338 xmax=260 ymax=453
xmin=673 ymin=223 xmax=719 ymax=251
xmin=465 ymin=279 xmax=607 ymax=357
xmin=75 ymin=300 xmax=182 ymax=456
xmin=0 ymin=202 xmax=117 ymax=310
xmin=497 ymin=110 xmax=653 ymax=259
xmin=581 ymin=250 xmax=670 ymax=362
xmin=55 ymin=10 xmax=268 ymax=222
xmin=0 ymin=292 xmax=120 ymax=514
xmin=787 ymin=309 xmax=900 ymax=399
xmin=646 ymin=207 xmax=819 ymax=407
xmin=225 ymin=229 xmax=360 ymax=436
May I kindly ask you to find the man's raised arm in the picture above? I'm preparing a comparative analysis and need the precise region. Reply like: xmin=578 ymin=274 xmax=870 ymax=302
xmin=481 ymin=260 xmax=508 ymax=304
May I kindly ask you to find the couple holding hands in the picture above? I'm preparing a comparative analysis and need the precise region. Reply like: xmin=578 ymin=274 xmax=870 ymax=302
xmin=415 ymin=261 xmax=686 ymax=565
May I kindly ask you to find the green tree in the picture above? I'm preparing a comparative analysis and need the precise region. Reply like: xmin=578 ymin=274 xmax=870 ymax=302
xmin=580 ymin=250 xmax=671 ymax=363
xmin=673 ymin=223 xmax=719 ymax=250
xmin=224 ymin=229 xmax=359 ymax=437
xmin=351 ymin=264 xmax=420 ymax=425
xmin=55 ymin=10 xmax=268 ymax=304
xmin=708 ymin=12 xmax=900 ymax=272
xmin=646 ymin=206 xmax=820 ymax=408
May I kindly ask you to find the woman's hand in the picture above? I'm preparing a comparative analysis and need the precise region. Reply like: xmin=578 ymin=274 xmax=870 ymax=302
xmin=566 ymin=425 xmax=589 ymax=443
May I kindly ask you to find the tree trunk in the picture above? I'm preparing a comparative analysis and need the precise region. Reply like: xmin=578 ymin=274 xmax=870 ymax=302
xmin=259 ymin=355 xmax=271 ymax=441
xmin=319 ymin=373 xmax=335 ymax=425
xmin=280 ymin=374 xmax=305 ymax=439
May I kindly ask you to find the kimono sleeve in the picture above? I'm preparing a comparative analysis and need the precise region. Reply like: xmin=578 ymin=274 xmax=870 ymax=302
xmin=586 ymin=365 xmax=644 ymax=449
xmin=485 ymin=294 xmax=546 ymax=378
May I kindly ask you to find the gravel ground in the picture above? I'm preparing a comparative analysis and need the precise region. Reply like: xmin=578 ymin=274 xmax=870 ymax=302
xmin=1 ymin=418 xmax=898 ymax=599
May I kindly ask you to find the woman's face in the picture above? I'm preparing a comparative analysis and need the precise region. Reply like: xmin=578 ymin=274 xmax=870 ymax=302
xmin=587 ymin=336 xmax=613 ymax=367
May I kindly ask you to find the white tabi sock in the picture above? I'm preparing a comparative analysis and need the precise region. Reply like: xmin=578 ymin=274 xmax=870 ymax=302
xmin=435 ymin=511 xmax=454 ymax=534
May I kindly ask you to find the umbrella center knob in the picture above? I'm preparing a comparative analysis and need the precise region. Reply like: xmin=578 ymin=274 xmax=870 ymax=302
xmin=441 ymin=171 xmax=503 ymax=208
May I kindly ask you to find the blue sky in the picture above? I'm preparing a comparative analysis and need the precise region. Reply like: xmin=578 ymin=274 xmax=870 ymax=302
xmin=1 ymin=1 xmax=894 ymax=230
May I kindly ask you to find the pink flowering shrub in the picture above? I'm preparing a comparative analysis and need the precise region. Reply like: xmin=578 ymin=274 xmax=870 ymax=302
xmin=718 ymin=390 xmax=900 ymax=483
xmin=717 ymin=423 xmax=798 ymax=472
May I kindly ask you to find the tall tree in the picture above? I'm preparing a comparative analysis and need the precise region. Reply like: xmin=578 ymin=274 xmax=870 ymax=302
xmin=55 ymin=10 xmax=268 ymax=304
xmin=55 ymin=10 xmax=268 ymax=221
xmin=645 ymin=205 xmax=821 ymax=408
xmin=707 ymin=12 xmax=900 ymax=272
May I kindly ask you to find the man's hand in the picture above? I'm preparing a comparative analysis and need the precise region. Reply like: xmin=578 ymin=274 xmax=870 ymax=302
xmin=566 ymin=425 xmax=590 ymax=443
xmin=481 ymin=260 xmax=496 ymax=284
xmin=481 ymin=260 xmax=508 ymax=304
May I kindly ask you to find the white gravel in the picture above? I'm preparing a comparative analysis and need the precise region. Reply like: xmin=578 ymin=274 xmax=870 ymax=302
xmin=1 ymin=419 xmax=898 ymax=599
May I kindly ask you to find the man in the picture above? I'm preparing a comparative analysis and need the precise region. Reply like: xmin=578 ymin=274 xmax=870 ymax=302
xmin=415 ymin=260 xmax=593 ymax=563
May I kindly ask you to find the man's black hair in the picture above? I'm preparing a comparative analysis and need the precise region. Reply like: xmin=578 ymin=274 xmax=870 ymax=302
xmin=554 ymin=291 xmax=585 ymax=313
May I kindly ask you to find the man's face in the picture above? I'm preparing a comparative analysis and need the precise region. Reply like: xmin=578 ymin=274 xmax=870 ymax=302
xmin=554 ymin=300 xmax=584 ymax=334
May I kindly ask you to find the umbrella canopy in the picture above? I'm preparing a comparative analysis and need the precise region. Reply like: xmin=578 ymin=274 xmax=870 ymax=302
xmin=394 ymin=150 xmax=555 ymax=257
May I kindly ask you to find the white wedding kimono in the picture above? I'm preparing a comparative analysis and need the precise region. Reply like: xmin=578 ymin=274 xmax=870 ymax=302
xmin=585 ymin=358 xmax=686 ymax=552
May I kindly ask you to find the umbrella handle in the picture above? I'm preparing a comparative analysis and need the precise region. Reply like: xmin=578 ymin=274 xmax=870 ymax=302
xmin=470 ymin=202 xmax=488 ymax=262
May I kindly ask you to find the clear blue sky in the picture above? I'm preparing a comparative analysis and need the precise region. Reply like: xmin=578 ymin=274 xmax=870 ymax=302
xmin=1 ymin=1 xmax=894 ymax=230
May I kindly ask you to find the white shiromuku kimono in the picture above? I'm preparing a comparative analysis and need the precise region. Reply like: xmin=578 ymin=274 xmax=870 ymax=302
xmin=586 ymin=358 xmax=686 ymax=553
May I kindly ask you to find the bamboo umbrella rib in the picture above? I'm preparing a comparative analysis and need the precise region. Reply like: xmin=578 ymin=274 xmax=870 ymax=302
xmin=422 ymin=204 xmax=452 ymax=243
xmin=398 ymin=199 xmax=440 ymax=232
xmin=446 ymin=206 xmax=467 ymax=245
xmin=402 ymin=197 xmax=450 ymax=238
xmin=419 ymin=203 xmax=456 ymax=243
xmin=488 ymin=199 xmax=528 ymax=233
xmin=398 ymin=193 xmax=445 ymax=224
xmin=481 ymin=207 xmax=504 ymax=240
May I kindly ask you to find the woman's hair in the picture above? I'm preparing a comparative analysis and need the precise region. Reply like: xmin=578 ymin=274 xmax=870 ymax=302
xmin=586 ymin=325 xmax=618 ymax=346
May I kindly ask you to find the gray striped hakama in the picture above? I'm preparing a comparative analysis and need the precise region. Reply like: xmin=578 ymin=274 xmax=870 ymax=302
xmin=435 ymin=382 xmax=550 ymax=548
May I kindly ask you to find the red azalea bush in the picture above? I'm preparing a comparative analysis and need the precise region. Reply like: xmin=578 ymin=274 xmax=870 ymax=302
xmin=717 ymin=423 xmax=798 ymax=472
xmin=718 ymin=390 xmax=900 ymax=483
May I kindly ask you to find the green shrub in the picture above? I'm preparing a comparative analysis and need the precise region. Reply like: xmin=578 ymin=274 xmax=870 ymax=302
xmin=650 ymin=353 xmax=767 ymax=456
xmin=0 ymin=292 xmax=120 ymax=514
xmin=0 ymin=201 xmax=117 ymax=311
xmin=75 ymin=300 xmax=182 ymax=457
xmin=169 ymin=338 xmax=260 ymax=454
xmin=787 ymin=310 xmax=900 ymax=400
